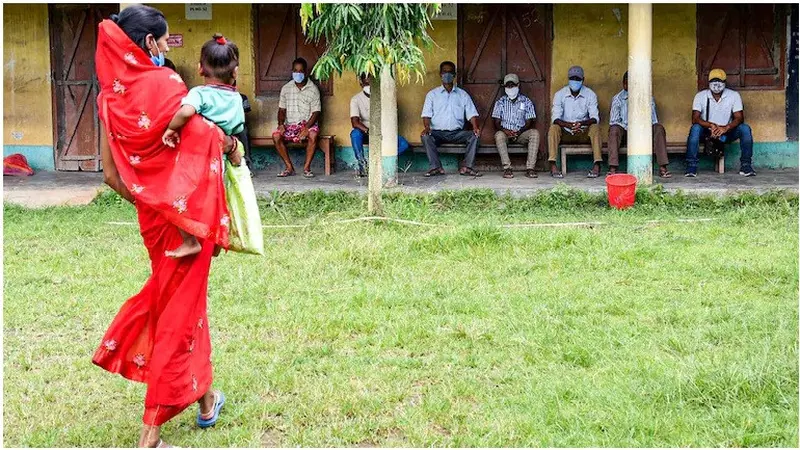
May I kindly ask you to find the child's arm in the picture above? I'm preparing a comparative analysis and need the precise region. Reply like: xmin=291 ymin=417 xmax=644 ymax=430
xmin=162 ymin=105 xmax=196 ymax=147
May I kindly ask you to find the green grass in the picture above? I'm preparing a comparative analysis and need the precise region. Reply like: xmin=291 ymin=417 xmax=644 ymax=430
xmin=4 ymin=188 xmax=799 ymax=447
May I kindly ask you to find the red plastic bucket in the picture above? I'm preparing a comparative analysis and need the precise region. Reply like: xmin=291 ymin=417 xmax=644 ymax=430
xmin=606 ymin=174 xmax=637 ymax=209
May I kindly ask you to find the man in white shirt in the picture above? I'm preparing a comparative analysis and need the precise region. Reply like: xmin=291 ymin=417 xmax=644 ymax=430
xmin=350 ymin=74 xmax=410 ymax=177
xmin=547 ymin=66 xmax=602 ymax=178
xmin=420 ymin=61 xmax=482 ymax=177
xmin=608 ymin=71 xmax=671 ymax=178
xmin=686 ymin=68 xmax=755 ymax=177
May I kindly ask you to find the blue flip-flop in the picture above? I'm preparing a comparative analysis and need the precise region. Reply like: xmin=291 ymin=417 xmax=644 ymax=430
xmin=196 ymin=390 xmax=226 ymax=429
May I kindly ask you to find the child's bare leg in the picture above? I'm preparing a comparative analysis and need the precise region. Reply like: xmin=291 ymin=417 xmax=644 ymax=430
xmin=165 ymin=229 xmax=202 ymax=258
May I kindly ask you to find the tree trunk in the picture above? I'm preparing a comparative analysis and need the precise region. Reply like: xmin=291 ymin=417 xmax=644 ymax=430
xmin=368 ymin=73 xmax=383 ymax=215
xmin=380 ymin=64 xmax=399 ymax=187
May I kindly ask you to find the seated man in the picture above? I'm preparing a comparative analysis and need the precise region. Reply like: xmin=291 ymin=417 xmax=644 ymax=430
xmin=547 ymin=66 xmax=601 ymax=178
xmin=685 ymin=68 xmax=754 ymax=177
xmin=608 ymin=71 xmax=671 ymax=178
xmin=273 ymin=57 xmax=322 ymax=178
xmin=350 ymin=73 xmax=410 ymax=177
xmin=492 ymin=73 xmax=539 ymax=179
xmin=421 ymin=61 xmax=482 ymax=177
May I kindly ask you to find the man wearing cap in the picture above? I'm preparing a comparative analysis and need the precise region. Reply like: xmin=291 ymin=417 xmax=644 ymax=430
xmin=491 ymin=73 xmax=539 ymax=178
xmin=608 ymin=71 xmax=671 ymax=178
xmin=548 ymin=65 xmax=602 ymax=178
xmin=421 ymin=61 xmax=482 ymax=177
xmin=686 ymin=68 xmax=755 ymax=177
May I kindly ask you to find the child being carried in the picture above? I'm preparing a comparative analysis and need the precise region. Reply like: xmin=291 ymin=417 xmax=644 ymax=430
xmin=162 ymin=33 xmax=245 ymax=258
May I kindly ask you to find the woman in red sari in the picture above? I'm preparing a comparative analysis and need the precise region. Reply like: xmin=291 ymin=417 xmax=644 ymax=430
xmin=91 ymin=6 xmax=238 ymax=447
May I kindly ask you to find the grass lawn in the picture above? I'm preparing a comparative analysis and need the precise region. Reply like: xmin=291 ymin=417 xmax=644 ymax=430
xmin=3 ymin=188 xmax=799 ymax=447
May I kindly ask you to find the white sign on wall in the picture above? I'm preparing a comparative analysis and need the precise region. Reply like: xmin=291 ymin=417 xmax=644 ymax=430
xmin=434 ymin=4 xmax=457 ymax=21
xmin=186 ymin=3 xmax=212 ymax=20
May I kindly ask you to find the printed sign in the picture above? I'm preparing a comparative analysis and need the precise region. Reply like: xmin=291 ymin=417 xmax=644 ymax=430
xmin=167 ymin=34 xmax=183 ymax=48
xmin=434 ymin=4 xmax=457 ymax=20
xmin=186 ymin=3 xmax=212 ymax=20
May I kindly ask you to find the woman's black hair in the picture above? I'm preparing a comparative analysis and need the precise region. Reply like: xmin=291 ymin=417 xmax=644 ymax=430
xmin=200 ymin=34 xmax=239 ymax=83
xmin=110 ymin=5 xmax=168 ymax=52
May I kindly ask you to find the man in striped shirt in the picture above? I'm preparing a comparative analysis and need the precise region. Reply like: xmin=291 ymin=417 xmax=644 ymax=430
xmin=608 ymin=71 xmax=671 ymax=178
xmin=492 ymin=73 xmax=539 ymax=179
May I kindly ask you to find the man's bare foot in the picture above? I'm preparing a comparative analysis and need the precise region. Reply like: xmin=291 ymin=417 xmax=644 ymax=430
xmin=165 ymin=240 xmax=202 ymax=258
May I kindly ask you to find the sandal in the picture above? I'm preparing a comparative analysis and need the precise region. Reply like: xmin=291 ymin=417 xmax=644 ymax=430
xmin=424 ymin=168 xmax=445 ymax=177
xmin=587 ymin=170 xmax=599 ymax=179
xmin=197 ymin=390 xmax=226 ymax=429
xmin=551 ymin=171 xmax=564 ymax=178
xmin=303 ymin=170 xmax=315 ymax=178
xmin=459 ymin=167 xmax=483 ymax=177
xmin=659 ymin=169 xmax=673 ymax=178
xmin=156 ymin=439 xmax=178 ymax=448
xmin=502 ymin=168 xmax=514 ymax=179
xmin=525 ymin=169 xmax=537 ymax=179
xmin=276 ymin=169 xmax=295 ymax=178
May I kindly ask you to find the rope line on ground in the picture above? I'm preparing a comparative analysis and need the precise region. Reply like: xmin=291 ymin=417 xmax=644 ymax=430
xmin=106 ymin=217 xmax=714 ymax=229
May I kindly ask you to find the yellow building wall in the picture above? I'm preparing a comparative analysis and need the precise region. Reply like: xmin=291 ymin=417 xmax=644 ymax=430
xmin=551 ymin=3 xmax=786 ymax=143
xmin=3 ymin=4 xmax=54 ymax=146
xmin=150 ymin=3 xmax=256 ymax=108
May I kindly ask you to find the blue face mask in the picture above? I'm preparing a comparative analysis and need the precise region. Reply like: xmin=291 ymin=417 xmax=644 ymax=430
xmin=292 ymin=72 xmax=306 ymax=83
xmin=150 ymin=50 xmax=165 ymax=67
xmin=568 ymin=80 xmax=583 ymax=92
xmin=441 ymin=72 xmax=455 ymax=84
xmin=148 ymin=37 xmax=165 ymax=67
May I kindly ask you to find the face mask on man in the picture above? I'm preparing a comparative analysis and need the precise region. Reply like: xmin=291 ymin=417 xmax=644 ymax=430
xmin=292 ymin=72 xmax=306 ymax=84
xmin=505 ymin=86 xmax=520 ymax=99
xmin=568 ymin=80 xmax=583 ymax=92
xmin=441 ymin=72 xmax=455 ymax=84
xmin=363 ymin=85 xmax=370 ymax=95
xmin=709 ymin=81 xmax=725 ymax=94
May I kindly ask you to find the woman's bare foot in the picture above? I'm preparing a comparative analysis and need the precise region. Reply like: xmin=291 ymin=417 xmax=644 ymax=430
xmin=165 ymin=239 xmax=202 ymax=258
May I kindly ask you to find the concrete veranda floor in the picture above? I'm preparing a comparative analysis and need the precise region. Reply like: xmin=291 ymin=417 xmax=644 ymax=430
xmin=3 ymin=168 xmax=798 ymax=208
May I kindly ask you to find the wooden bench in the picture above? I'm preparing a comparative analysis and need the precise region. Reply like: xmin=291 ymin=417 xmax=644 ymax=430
xmin=250 ymin=135 xmax=336 ymax=175
xmin=559 ymin=143 xmax=725 ymax=175
xmin=409 ymin=142 xmax=531 ymax=155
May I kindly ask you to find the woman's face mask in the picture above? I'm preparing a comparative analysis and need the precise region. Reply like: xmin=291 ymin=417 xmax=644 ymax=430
xmin=292 ymin=72 xmax=306 ymax=83
xmin=709 ymin=81 xmax=725 ymax=94
xmin=363 ymin=85 xmax=371 ymax=95
xmin=568 ymin=80 xmax=583 ymax=92
xmin=441 ymin=72 xmax=455 ymax=84
xmin=505 ymin=86 xmax=520 ymax=99
xmin=148 ymin=35 xmax=166 ymax=67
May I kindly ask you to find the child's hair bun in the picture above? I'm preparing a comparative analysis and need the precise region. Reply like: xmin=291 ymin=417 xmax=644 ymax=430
xmin=110 ymin=13 xmax=120 ymax=23
xmin=212 ymin=33 xmax=227 ymax=45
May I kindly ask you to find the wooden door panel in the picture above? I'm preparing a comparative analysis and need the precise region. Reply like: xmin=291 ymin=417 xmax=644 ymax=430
xmin=49 ymin=4 xmax=116 ymax=171
xmin=256 ymin=4 xmax=331 ymax=96
xmin=697 ymin=4 xmax=785 ymax=89
xmin=458 ymin=3 xmax=551 ymax=167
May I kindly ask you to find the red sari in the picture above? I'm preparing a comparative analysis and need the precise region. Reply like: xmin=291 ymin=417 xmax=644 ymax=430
xmin=91 ymin=20 xmax=230 ymax=426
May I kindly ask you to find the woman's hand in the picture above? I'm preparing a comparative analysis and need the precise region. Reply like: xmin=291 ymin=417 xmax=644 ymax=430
xmin=227 ymin=148 xmax=243 ymax=167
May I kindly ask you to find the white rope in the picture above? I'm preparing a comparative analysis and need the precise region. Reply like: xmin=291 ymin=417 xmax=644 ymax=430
xmin=106 ymin=217 xmax=714 ymax=229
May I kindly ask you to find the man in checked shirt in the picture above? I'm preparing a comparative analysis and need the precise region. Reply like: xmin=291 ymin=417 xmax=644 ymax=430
xmin=607 ymin=71 xmax=671 ymax=178
xmin=492 ymin=73 xmax=540 ymax=179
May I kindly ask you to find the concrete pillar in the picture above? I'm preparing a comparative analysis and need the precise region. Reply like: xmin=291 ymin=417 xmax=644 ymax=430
xmin=627 ymin=3 xmax=653 ymax=185
xmin=380 ymin=64 xmax=399 ymax=187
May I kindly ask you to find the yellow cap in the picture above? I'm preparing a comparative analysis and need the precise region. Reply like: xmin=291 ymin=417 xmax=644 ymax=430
xmin=708 ymin=69 xmax=727 ymax=81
